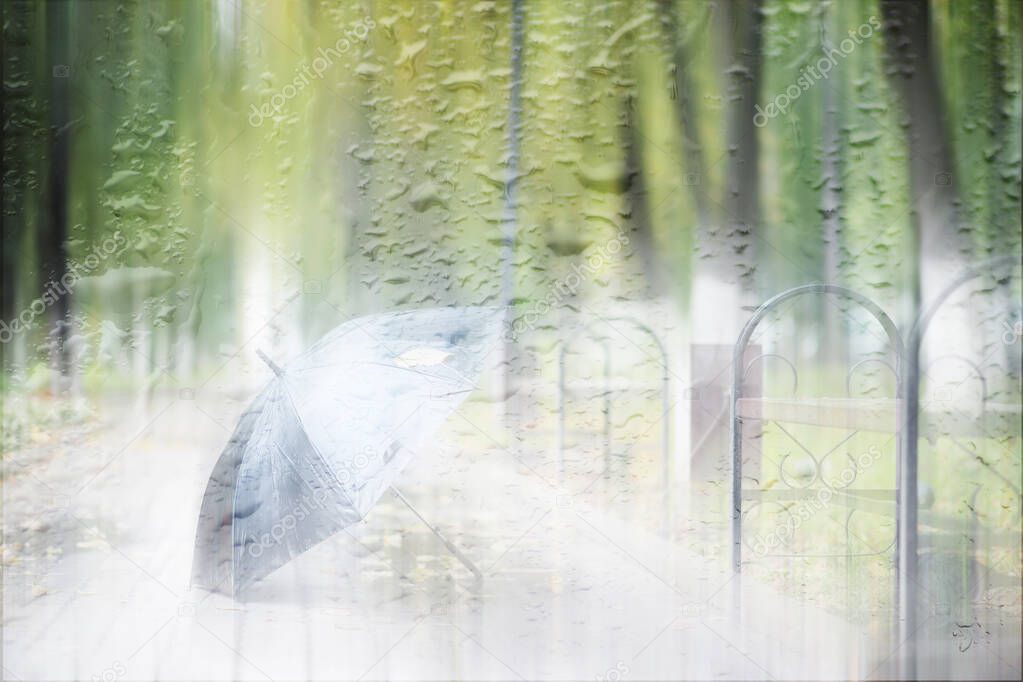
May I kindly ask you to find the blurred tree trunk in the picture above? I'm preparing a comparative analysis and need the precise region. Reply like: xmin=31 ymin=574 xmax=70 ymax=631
xmin=658 ymin=0 xmax=712 ymax=229
xmin=994 ymin=0 xmax=1022 ymax=257
xmin=690 ymin=0 xmax=762 ymax=344
xmin=821 ymin=3 xmax=846 ymax=365
xmin=991 ymin=0 xmax=1023 ymax=381
xmin=720 ymin=0 xmax=761 ymax=278
xmin=881 ymin=0 xmax=969 ymax=317
xmin=683 ymin=0 xmax=763 ymax=486
xmin=1 ymin=1 xmax=42 ymax=369
xmin=43 ymin=0 xmax=72 ymax=380
xmin=623 ymin=96 xmax=662 ymax=295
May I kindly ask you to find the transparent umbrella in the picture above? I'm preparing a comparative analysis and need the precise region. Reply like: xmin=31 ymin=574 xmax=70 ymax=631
xmin=190 ymin=306 xmax=504 ymax=595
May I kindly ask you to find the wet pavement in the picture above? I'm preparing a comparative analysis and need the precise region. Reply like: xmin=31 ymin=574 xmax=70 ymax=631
xmin=3 ymin=391 xmax=1019 ymax=680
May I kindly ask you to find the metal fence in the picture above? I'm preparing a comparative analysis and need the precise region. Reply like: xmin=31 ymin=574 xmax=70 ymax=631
xmin=730 ymin=256 xmax=1021 ymax=677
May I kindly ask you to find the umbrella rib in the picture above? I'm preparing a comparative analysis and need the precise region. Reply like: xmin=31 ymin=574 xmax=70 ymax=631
xmin=358 ymin=360 xmax=470 ymax=384
xmin=256 ymin=348 xmax=285 ymax=377
xmin=272 ymin=441 xmax=356 ymax=511
xmin=276 ymin=389 xmax=361 ymax=515
xmin=390 ymin=486 xmax=483 ymax=580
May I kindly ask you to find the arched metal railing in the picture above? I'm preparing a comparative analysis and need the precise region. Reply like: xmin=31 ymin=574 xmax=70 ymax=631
xmin=731 ymin=283 xmax=906 ymax=575
xmin=729 ymin=283 xmax=906 ymax=664
xmin=899 ymin=254 xmax=1021 ymax=674
xmin=729 ymin=258 xmax=1020 ymax=679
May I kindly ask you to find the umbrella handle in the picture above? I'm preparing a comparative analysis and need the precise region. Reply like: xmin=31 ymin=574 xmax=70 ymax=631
xmin=390 ymin=486 xmax=483 ymax=580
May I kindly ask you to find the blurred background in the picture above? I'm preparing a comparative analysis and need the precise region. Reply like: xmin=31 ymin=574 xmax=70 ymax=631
xmin=2 ymin=0 xmax=1021 ymax=680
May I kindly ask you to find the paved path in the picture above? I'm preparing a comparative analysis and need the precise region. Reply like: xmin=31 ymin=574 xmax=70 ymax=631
xmin=3 ymin=391 xmax=1019 ymax=680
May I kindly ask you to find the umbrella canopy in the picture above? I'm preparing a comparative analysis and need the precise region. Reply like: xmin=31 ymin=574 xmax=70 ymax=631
xmin=191 ymin=306 xmax=504 ymax=595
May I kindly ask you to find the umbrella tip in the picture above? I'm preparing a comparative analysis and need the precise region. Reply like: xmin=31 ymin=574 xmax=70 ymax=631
xmin=256 ymin=349 xmax=285 ymax=377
